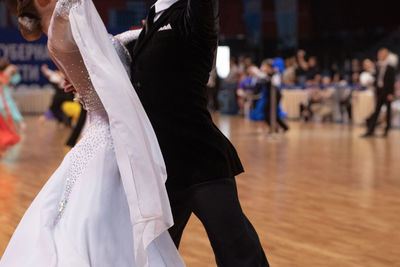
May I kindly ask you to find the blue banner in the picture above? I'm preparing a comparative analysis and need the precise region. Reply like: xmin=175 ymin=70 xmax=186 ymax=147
xmin=243 ymin=0 xmax=262 ymax=46
xmin=274 ymin=0 xmax=298 ymax=50
xmin=0 ymin=28 xmax=55 ymax=86
xmin=0 ymin=27 xmax=131 ymax=86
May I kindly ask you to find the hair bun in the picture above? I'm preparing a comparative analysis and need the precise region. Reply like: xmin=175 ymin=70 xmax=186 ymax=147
xmin=18 ymin=16 xmax=42 ymax=41
xmin=6 ymin=0 xmax=43 ymax=41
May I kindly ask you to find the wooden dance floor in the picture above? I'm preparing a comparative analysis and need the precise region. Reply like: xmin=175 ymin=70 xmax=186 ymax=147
xmin=1 ymin=115 xmax=399 ymax=266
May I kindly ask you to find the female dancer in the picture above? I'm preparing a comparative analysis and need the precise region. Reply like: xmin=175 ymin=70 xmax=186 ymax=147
xmin=1 ymin=0 xmax=184 ymax=266
xmin=0 ymin=63 xmax=20 ymax=158
xmin=0 ymin=85 xmax=20 ymax=158
xmin=0 ymin=64 xmax=24 ymax=125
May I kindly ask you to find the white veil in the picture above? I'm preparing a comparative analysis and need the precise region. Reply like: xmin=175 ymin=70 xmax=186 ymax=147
xmin=68 ymin=1 xmax=184 ymax=266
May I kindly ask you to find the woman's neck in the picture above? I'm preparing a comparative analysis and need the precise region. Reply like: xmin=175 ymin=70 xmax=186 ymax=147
xmin=40 ymin=1 xmax=57 ymax=36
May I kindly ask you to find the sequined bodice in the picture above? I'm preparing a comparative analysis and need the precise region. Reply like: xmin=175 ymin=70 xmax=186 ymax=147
xmin=47 ymin=0 xmax=103 ymax=115
xmin=51 ymin=53 xmax=105 ymax=114
xmin=47 ymin=0 xmax=132 ymax=118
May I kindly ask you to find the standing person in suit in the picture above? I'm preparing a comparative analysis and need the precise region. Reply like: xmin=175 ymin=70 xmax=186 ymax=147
xmin=127 ymin=0 xmax=269 ymax=266
xmin=361 ymin=48 xmax=396 ymax=138
xmin=262 ymin=59 xmax=289 ymax=133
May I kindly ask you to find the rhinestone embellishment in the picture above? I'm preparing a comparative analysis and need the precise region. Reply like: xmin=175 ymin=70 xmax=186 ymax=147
xmin=54 ymin=117 xmax=112 ymax=224
xmin=55 ymin=0 xmax=81 ymax=19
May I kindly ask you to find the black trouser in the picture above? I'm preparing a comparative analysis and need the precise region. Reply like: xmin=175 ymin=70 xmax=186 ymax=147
xmin=367 ymin=94 xmax=392 ymax=134
xmin=66 ymin=108 xmax=87 ymax=147
xmin=264 ymin=91 xmax=289 ymax=131
xmin=340 ymin=97 xmax=352 ymax=122
xmin=50 ymin=89 xmax=74 ymax=124
xmin=167 ymin=178 xmax=269 ymax=267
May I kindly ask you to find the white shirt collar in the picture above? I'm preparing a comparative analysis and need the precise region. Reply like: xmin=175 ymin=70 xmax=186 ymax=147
xmin=153 ymin=0 xmax=179 ymax=14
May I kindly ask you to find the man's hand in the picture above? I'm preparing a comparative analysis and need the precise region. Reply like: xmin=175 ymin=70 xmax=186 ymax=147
xmin=387 ymin=94 xmax=394 ymax=102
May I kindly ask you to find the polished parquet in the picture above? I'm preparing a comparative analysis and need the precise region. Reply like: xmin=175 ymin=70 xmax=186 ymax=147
xmin=1 ymin=115 xmax=400 ymax=267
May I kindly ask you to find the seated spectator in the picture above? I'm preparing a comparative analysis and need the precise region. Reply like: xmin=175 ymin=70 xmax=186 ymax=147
xmin=306 ymin=56 xmax=320 ymax=82
xmin=301 ymin=77 xmax=335 ymax=122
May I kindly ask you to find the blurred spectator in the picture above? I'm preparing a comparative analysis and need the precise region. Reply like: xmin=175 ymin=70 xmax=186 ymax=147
xmin=225 ymin=57 xmax=241 ymax=84
xmin=331 ymin=62 xmax=342 ymax=84
xmin=219 ymin=57 xmax=241 ymax=114
xmin=330 ymin=62 xmax=341 ymax=80
xmin=352 ymin=59 xmax=361 ymax=75
xmin=333 ymin=80 xmax=353 ymax=123
xmin=343 ymin=59 xmax=352 ymax=82
xmin=306 ymin=56 xmax=319 ymax=82
xmin=301 ymin=78 xmax=335 ymax=122
xmin=362 ymin=48 xmax=396 ymax=137
xmin=237 ymin=55 xmax=246 ymax=74
xmin=296 ymin=50 xmax=308 ymax=84
xmin=283 ymin=57 xmax=296 ymax=85
xmin=212 ymin=47 xmax=399 ymax=129
xmin=244 ymin=57 xmax=253 ymax=70
xmin=237 ymin=65 xmax=257 ymax=115
xmin=359 ymin=59 xmax=376 ymax=89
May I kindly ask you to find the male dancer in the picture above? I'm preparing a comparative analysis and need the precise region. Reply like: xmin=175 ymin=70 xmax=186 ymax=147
xmin=129 ymin=0 xmax=269 ymax=266
xmin=361 ymin=48 xmax=396 ymax=138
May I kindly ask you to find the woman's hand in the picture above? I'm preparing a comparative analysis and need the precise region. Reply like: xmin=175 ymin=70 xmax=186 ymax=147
xmin=63 ymin=79 xmax=76 ymax=93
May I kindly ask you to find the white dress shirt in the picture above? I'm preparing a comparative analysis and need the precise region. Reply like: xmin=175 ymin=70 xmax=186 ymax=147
xmin=115 ymin=0 xmax=178 ymax=43
xmin=152 ymin=0 xmax=179 ymax=22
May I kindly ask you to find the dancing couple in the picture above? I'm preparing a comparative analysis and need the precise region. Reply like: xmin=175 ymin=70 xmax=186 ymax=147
xmin=1 ymin=0 xmax=269 ymax=266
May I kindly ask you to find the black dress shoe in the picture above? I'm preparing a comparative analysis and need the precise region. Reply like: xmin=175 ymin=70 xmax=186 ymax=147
xmin=382 ymin=131 xmax=389 ymax=138
xmin=360 ymin=133 xmax=374 ymax=138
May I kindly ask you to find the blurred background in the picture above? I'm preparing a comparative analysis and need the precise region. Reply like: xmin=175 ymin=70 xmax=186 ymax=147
xmin=1 ymin=0 xmax=400 ymax=124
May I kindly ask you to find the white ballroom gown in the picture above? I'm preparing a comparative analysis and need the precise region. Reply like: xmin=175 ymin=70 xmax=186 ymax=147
xmin=0 ymin=0 xmax=185 ymax=266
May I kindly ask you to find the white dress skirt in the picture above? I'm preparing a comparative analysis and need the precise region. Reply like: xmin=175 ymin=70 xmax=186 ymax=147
xmin=1 ymin=116 xmax=135 ymax=266
xmin=1 ymin=113 xmax=183 ymax=267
